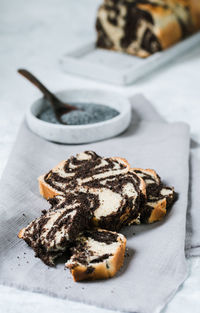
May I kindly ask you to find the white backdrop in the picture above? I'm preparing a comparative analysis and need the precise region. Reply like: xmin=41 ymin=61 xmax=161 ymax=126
xmin=0 ymin=1 xmax=200 ymax=312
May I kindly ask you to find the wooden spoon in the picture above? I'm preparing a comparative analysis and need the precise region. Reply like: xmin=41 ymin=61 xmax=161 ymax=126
xmin=18 ymin=69 xmax=79 ymax=124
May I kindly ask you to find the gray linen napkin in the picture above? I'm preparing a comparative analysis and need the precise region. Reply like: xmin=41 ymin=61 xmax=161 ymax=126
xmin=0 ymin=95 xmax=190 ymax=313
xmin=185 ymin=151 xmax=200 ymax=256
xmin=131 ymin=95 xmax=200 ymax=256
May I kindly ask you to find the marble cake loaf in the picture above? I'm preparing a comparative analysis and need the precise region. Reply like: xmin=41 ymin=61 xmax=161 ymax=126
xmin=66 ymin=229 xmax=126 ymax=281
xmin=128 ymin=168 xmax=176 ymax=224
xmin=38 ymin=151 xmax=146 ymax=231
xmin=18 ymin=193 xmax=95 ymax=266
xmin=96 ymin=0 xmax=200 ymax=57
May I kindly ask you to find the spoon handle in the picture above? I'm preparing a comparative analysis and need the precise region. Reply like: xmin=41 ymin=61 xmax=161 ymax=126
xmin=18 ymin=68 xmax=79 ymax=125
xmin=18 ymin=69 xmax=57 ymax=102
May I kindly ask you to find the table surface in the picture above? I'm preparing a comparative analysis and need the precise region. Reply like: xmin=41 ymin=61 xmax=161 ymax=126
xmin=0 ymin=0 xmax=200 ymax=312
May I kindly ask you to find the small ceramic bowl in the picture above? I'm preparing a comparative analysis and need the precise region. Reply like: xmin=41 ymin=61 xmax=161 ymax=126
xmin=26 ymin=88 xmax=131 ymax=144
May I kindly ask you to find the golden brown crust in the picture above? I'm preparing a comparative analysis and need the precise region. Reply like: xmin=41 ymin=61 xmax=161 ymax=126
xmin=112 ymin=236 xmax=126 ymax=272
xmin=38 ymin=160 xmax=66 ymax=199
xmin=156 ymin=21 xmax=182 ymax=50
xmin=189 ymin=0 xmax=200 ymax=30
xmin=131 ymin=167 xmax=167 ymax=223
xmin=18 ymin=229 xmax=24 ymax=239
xmin=38 ymin=157 xmax=130 ymax=200
xmin=137 ymin=2 xmax=182 ymax=39
xmin=38 ymin=175 xmax=60 ymax=200
xmin=138 ymin=1 xmax=200 ymax=47
xmin=148 ymin=198 xmax=167 ymax=223
xmin=66 ymin=237 xmax=126 ymax=282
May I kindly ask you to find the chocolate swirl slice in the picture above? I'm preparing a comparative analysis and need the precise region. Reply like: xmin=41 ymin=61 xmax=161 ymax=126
xmin=39 ymin=151 xmax=130 ymax=197
xmin=39 ymin=151 xmax=146 ymax=231
xmin=96 ymin=0 xmax=200 ymax=58
xmin=50 ymin=169 xmax=146 ymax=231
xmin=18 ymin=193 xmax=95 ymax=266
xmin=130 ymin=168 xmax=176 ymax=224
xmin=66 ymin=229 xmax=126 ymax=281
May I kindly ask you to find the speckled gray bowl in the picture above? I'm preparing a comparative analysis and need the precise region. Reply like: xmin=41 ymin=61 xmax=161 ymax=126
xmin=26 ymin=89 xmax=131 ymax=144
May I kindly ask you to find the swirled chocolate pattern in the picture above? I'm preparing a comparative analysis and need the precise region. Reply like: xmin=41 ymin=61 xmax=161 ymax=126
xmin=131 ymin=168 xmax=176 ymax=224
xmin=43 ymin=151 xmax=129 ymax=194
xmin=66 ymin=229 xmax=126 ymax=281
xmin=79 ymin=169 xmax=146 ymax=230
xmin=42 ymin=151 xmax=145 ymax=231
xmin=96 ymin=0 xmax=200 ymax=57
xmin=19 ymin=151 xmax=177 ymax=275
xmin=47 ymin=168 xmax=145 ymax=231
xmin=18 ymin=193 xmax=96 ymax=266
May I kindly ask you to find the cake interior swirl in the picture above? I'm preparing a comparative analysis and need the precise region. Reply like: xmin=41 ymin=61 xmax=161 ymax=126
xmin=66 ymin=229 xmax=126 ymax=281
xmin=18 ymin=193 xmax=95 ymax=266
xmin=18 ymin=150 xmax=177 ymax=281
xmin=96 ymin=0 xmax=200 ymax=57
xmin=42 ymin=151 xmax=129 ymax=193
xmin=132 ymin=168 xmax=176 ymax=224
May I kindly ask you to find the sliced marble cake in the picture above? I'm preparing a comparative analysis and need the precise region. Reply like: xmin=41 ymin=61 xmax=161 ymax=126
xmin=66 ymin=229 xmax=126 ymax=281
xmin=18 ymin=193 xmax=96 ymax=266
xmin=38 ymin=151 xmax=130 ymax=199
xmin=50 ymin=168 xmax=146 ymax=231
xmin=38 ymin=151 xmax=147 ymax=231
xmin=129 ymin=168 xmax=176 ymax=224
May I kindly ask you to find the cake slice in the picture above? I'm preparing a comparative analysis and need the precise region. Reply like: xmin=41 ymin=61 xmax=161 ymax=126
xmin=38 ymin=151 xmax=130 ymax=200
xmin=65 ymin=229 xmax=126 ymax=281
xmin=83 ymin=169 xmax=146 ymax=230
xmin=52 ymin=169 xmax=146 ymax=231
xmin=144 ymin=185 xmax=175 ymax=223
xmin=129 ymin=168 xmax=176 ymax=224
xmin=18 ymin=193 xmax=95 ymax=266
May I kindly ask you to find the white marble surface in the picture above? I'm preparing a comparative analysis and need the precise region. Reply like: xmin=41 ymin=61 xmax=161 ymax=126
xmin=0 ymin=0 xmax=200 ymax=312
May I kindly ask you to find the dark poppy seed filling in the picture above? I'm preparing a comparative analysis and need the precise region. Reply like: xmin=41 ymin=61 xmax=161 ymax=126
xmin=19 ymin=149 xmax=178 ymax=280
xmin=76 ymin=170 xmax=144 ymax=231
xmin=90 ymin=254 xmax=112 ymax=263
xmin=47 ymin=169 xmax=144 ymax=231
xmin=43 ymin=151 xmax=146 ymax=231
xmin=96 ymin=0 xmax=195 ymax=57
xmin=85 ymin=266 xmax=95 ymax=274
xmin=84 ymin=229 xmax=118 ymax=244
xmin=132 ymin=168 xmax=176 ymax=223
xmin=19 ymin=193 xmax=95 ymax=266
xmin=44 ymin=151 xmax=128 ymax=193
xmin=133 ymin=169 xmax=161 ymax=196
xmin=66 ymin=229 xmax=125 ymax=272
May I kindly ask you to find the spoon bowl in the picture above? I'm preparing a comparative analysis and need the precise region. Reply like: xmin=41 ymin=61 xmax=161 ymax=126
xmin=26 ymin=88 xmax=131 ymax=144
